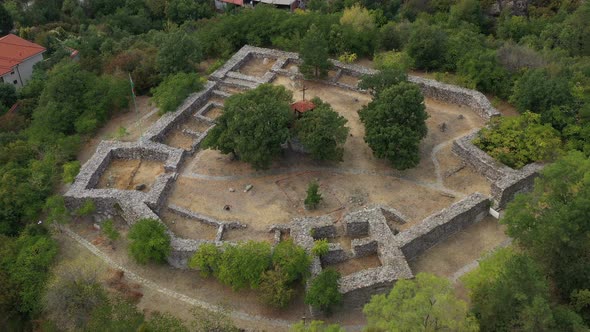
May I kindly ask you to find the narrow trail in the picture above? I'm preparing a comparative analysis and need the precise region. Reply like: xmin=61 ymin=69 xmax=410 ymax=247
xmin=60 ymin=225 xmax=294 ymax=328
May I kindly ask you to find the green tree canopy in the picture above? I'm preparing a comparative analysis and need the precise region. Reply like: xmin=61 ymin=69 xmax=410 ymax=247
xmin=406 ymin=23 xmax=448 ymax=70
xmin=0 ymin=4 xmax=13 ymax=36
xmin=359 ymin=68 xmax=408 ymax=96
xmin=151 ymin=72 xmax=203 ymax=114
xmin=300 ymin=24 xmax=331 ymax=78
xmin=203 ymin=84 xmax=293 ymax=170
xmin=510 ymin=68 xmax=575 ymax=120
xmin=217 ymin=241 xmax=272 ymax=291
xmin=271 ymin=239 xmax=311 ymax=284
xmin=463 ymin=248 xmax=586 ymax=331
xmin=502 ymin=151 xmax=590 ymax=299
xmin=128 ymin=218 xmax=171 ymax=265
xmin=359 ymin=82 xmax=428 ymax=170
xmin=304 ymin=268 xmax=342 ymax=314
xmin=473 ymin=111 xmax=562 ymax=169
xmin=156 ymin=31 xmax=202 ymax=76
xmin=295 ymin=98 xmax=349 ymax=161
xmin=364 ymin=273 xmax=478 ymax=331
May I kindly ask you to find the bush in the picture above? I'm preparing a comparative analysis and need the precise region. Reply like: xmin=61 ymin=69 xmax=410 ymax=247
xmin=151 ymin=72 xmax=203 ymax=114
xmin=311 ymin=239 xmax=330 ymax=257
xmin=259 ymin=267 xmax=295 ymax=308
xmin=102 ymin=219 xmax=119 ymax=242
xmin=217 ymin=241 xmax=272 ymax=290
xmin=304 ymin=181 xmax=322 ymax=210
xmin=188 ymin=243 xmax=222 ymax=277
xmin=62 ymin=160 xmax=80 ymax=184
xmin=75 ymin=199 xmax=96 ymax=217
xmin=128 ymin=218 xmax=171 ymax=264
xmin=305 ymin=268 xmax=342 ymax=314
xmin=272 ymin=239 xmax=311 ymax=283
xmin=474 ymin=112 xmax=562 ymax=169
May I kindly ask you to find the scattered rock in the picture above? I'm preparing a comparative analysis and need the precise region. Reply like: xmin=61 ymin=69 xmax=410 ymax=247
xmin=229 ymin=187 xmax=235 ymax=192
xmin=440 ymin=192 xmax=456 ymax=199
xmin=93 ymin=223 xmax=101 ymax=230
xmin=135 ymin=183 xmax=146 ymax=191
xmin=457 ymin=114 xmax=464 ymax=120
xmin=244 ymin=184 xmax=253 ymax=192
xmin=439 ymin=122 xmax=447 ymax=132
xmin=262 ymin=57 xmax=269 ymax=65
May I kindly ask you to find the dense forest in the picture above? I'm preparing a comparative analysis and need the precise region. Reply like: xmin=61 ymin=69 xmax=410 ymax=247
xmin=0 ymin=0 xmax=589 ymax=330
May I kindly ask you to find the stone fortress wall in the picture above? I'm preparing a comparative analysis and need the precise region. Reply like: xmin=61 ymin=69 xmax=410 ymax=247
xmin=64 ymin=45 xmax=544 ymax=309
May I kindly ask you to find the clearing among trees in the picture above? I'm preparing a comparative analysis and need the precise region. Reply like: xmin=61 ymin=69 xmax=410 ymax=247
xmin=65 ymin=46 xmax=526 ymax=326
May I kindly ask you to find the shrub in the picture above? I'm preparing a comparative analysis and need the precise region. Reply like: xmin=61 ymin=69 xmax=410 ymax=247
xmin=272 ymin=239 xmax=311 ymax=283
xmin=217 ymin=241 xmax=272 ymax=290
xmin=188 ymin=243 xmax=222 ymax=277
xmin=75 ymin=199 xmax=96 ymax=217
xmin=151 ymin=72 xmax=203 ymax=114
xmin=258 ymin=267 xmax=295 ymax=308
xmin=304 ymin=181 xmax=322 ymax=210
xmin=62 ymin=160 xmax=80 ymax=184
xmin=311 ymin=239 xmax=330 ymax=257
xmin=304 ymin=268 xmax=342 ymax=314
xmin=102 ymin=219 xmax=119 ymax=242
xmin=128 ymin=218 xmax=171 ymax=264
xmin=474 ymin=112 xmax=562 ymax=169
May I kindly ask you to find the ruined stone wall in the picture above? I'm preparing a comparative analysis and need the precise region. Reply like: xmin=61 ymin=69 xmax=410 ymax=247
xmin=397 ymin=193 xmax=490 ymax=261
xmin=452 ymin=132 xmax=511 ymax=182
xmin=492 ymin=163 xmax=543 ymax=209
xmin=408 ymin=76 xmax=500 ymax=121
xmin=452 ymin=130 xmax=544 ymax=209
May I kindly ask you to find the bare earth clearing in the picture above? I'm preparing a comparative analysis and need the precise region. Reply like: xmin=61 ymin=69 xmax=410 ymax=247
xmin=65 ymin=59 xmax=511 ymax=329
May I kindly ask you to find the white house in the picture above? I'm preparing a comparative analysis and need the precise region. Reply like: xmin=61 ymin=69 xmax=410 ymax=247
xmin=0 ymin=34 xmax=46 ymax=88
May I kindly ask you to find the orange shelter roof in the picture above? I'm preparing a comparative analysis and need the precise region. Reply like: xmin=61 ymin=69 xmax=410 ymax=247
xmin=0 ymin=34 xmax=46 ymax=76
xmin=290 ymin=100 xmax=315 ymax=113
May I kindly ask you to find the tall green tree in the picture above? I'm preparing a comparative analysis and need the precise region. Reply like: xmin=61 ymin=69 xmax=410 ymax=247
xmin=156 ymin=31 xmax=202 ymax=76
xmin=502 ymin=151 xmax=590 ymax=300
xmin=295 ymin=98 xmax=349 ymax=161
xmin=359 ymin=82 xmax=428 ymax=170
xmin=0 ymin=3 xmax=14 ymax=35
xmin=300 ymin=24 xmax=331 ymax=78
xmin=406 ymin=23 xmax=448 ymax=70
xmin=359 ymin=68 xmax=407 ymax=96
xmin=128 ymin=218 xmax=171 ymax=265
xmin=364 ymin=273 xmax=478 ymax=331
xmin=304 ymin=268 xmax=342 ymax=314
xmin=203 ymin=84 xmax=293 ymax=170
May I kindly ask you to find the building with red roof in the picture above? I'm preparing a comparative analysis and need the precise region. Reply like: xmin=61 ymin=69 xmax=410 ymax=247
xmin=0 ymin=34 xmax=46 ymax=87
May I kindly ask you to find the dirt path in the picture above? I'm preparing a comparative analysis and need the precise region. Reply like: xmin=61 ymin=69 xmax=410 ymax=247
xmin=59 ymin=225 xmax=294 ymax=329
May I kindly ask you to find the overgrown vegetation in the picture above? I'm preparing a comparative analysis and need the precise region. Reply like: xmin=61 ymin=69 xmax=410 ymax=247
xmin=474 ymin=112 xmax=562 ymax=169
xmin=189 ymin=239 xmax=311 ymax=308
xmin=128 ymin=218 xmax=171 ymax=265
xmin=304 ymin=268 xmax=342 ymax=314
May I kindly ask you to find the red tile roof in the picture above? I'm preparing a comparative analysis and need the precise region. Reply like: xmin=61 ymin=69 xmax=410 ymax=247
xmin=0 ymin=34 xmax=46 ymax=76
xmin=290 ymin=100 xmax=315 ymax=113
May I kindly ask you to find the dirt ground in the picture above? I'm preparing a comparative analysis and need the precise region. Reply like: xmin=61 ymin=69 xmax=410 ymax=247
xmin=97 ymin=159 xmax=164 ymax=191
xmin=169 ymin=75 xmax=489 ymax=239
xmin=68 ymin=63 xmax=510 ymax=328
xmin=328 ymin=255 xmax=382 ymax=276
xmin=78 ymin=96 xmax=160 ymax=164
xmin=64 ymin=218 xmax=351 ymax=331
xmin=409 ymin=216 xmax=508 ymax=278
xmin=239 ymin=57 xmax=276 ymax=77
xmin=159 ymin=210 xmax=218 ymax=241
